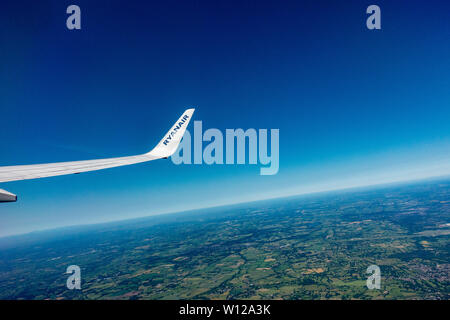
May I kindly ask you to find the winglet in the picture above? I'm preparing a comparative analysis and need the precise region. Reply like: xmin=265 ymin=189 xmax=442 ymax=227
xmin=147 ymin=108 xmax=195 ymax=158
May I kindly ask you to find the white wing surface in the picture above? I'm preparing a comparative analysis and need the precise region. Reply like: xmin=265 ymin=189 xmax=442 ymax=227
xmin=0 ymin=108 xmax=195 ymax=202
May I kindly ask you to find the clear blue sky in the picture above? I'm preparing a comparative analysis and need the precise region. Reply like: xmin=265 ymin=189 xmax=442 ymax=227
xmin=1 ymin=0 xmax=449 ymax=237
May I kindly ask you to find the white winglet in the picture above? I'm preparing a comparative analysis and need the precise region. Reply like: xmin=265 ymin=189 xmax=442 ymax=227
xmin=147 ymin=108 xmax=195 ymax=158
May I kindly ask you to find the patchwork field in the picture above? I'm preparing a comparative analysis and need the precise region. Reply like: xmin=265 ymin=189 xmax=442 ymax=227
xmin=0 ymin=179 xmax=449 ymax=299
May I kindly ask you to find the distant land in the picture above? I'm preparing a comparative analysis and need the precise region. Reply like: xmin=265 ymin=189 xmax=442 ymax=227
xmin=0 ymin=177 xmax=449 ymax=299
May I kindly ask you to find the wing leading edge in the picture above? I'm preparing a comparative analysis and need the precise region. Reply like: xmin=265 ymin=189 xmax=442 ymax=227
xmin=0 ymin=108 xmax=195 ymax=202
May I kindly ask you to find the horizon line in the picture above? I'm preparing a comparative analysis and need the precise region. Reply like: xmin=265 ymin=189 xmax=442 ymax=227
xmin=1 ymin=173 xmax=449 ymax=240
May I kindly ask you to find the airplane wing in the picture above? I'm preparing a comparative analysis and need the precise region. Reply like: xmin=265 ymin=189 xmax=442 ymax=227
xmin=0 ymin=108 xmax=195 ymax=202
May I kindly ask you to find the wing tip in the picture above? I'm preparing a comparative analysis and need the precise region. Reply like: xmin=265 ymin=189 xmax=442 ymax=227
xmin=147 ymin=107 xmax=196 ymax=158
